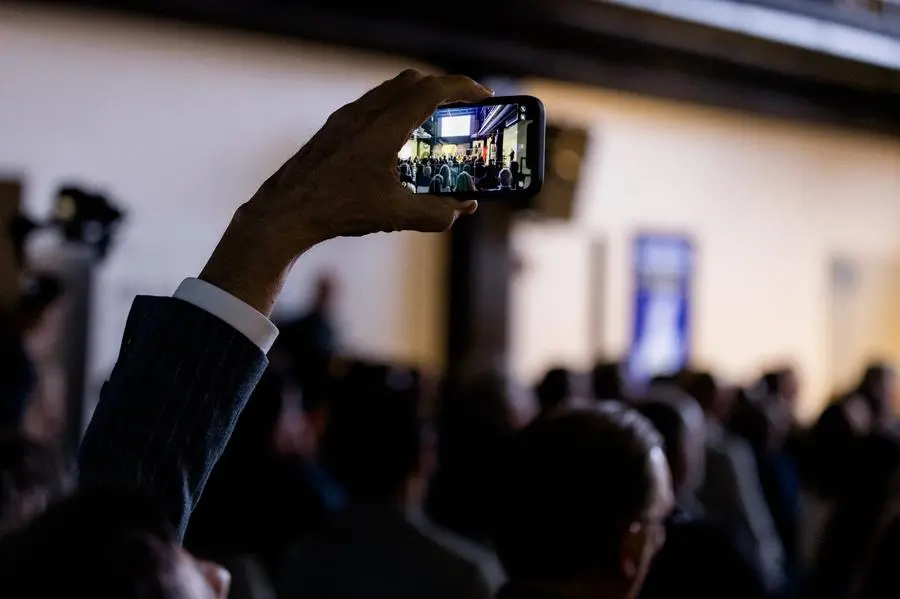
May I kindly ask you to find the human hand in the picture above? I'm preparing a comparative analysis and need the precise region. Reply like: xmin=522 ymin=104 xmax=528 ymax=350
xmin=248 ymin=69 xmax=490 ymax=244
xmin=200 ymin=70 xmax=492 ymax=315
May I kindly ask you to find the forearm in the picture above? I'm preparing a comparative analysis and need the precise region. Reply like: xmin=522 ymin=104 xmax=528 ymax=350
xmin=77 ymin=206 xmax=317 ymax=537
xmin=76 ymin=67 xmax=486 ymax=537
xmin=198 ymin=204 xmax=320 ymax=317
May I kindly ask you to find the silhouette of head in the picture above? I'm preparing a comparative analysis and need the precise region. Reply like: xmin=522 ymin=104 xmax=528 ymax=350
xmin=761 ymin=367 xmax=799 ymax=405
xmin=636 ymin=393 xmax=705 ymax=501
xmin=859 ymin=363 xmax=895 ymax=420
xmin=593 ymin=361 xmax=625 ymax=402
xmin=0 ymin=486 xmax=230 ymax=599
xmin=535 ymin=367 xmax=572 ymax=417
xmin=687 ymin=372 xmax=732 ymax=421
xmin=321 ymin=361 xmax=424 ymax=499
xmin=429 ymin=175 xmax=444 ymax=194
xmin=455 ymin=171 xmax=475 ymax=192
xmin=494 ymin=405 xmax=673 ymax=598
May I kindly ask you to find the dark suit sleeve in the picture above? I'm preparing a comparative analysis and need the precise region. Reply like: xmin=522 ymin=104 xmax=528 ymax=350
xmin=640 ymin=520 xmax=765 ymax=599
xmin=77 ymin=296 xmax=268 ymax=538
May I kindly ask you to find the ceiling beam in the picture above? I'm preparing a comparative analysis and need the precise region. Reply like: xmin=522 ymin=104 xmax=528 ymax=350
xmin=24 ymin=0 xmax=900 ymax=134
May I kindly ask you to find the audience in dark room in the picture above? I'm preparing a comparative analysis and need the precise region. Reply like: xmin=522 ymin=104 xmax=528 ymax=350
xmin=852 ymin=506 xmax=900 ymax=599
xmin=806 ymin=364 xmax=895 ymax=500
xmin=592 ymin=360 xmax=628 ymax=402
xmin=688 ymin=370 xmax=787 ymax=594
xmin=184 ymin=369 xmax=336 ymax=579
xmin=426 ymin=368 xmax=519 ymax=547
xmin=274 ymin=273 xmax=338 ymax=399
xmin=803 ymin=429 xmax=900 ymax=599
xmin=636 ymin=393 xmax=765 ymax=599
xmin=0 ymin=432 xmax=71 ymax=537
xmin=493 ymin=404 xmax=673 ymax=599
xmin=0 ymin=273 xmax=62 ymax=431
xmin=2 ymin=69 xmax=900 ymax=599
xmin=280 ymin=360 xmax=502 ymax=599
xmin=534 ymin=367 xmax=572 ymax=419
xmin=728 ymin=387 xmax=802 ymax=594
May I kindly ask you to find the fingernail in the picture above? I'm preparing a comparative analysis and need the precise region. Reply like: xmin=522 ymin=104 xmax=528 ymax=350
xmin=461 ymin=200 xmax=478 ymax=214
xmin=480 ymin=85 xmax=495 ymax=96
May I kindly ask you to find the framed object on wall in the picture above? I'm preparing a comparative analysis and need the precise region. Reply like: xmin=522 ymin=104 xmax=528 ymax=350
xmin=628 ymin=232 xmax=694 ymax=382
xmin=533 ymin=124 xmax=590 ymax=220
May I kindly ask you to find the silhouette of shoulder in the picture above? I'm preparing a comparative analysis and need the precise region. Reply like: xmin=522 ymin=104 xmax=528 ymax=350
xmin=641 ymin=515 xmax=764 ymax=599
xmin=280 ymin=504 xmax=491 ymax=599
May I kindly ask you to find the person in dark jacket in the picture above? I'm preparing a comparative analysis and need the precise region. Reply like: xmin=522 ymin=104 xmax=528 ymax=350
xmin=637 ymin=395 xmax=765 ymax=599
xmin=0 ymin=274 xmax=63 ymax=431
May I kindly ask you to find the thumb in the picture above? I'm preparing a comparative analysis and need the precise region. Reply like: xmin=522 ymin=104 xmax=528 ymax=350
xmin=390 ymin=189 xmax=478 ymax=233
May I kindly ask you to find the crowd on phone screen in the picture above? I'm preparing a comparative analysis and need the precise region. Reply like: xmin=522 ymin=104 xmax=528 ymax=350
xmin=2 ymin=79 xmax=900 ymax=599
xmin=397 ymin=155 xmax=522 ymax=193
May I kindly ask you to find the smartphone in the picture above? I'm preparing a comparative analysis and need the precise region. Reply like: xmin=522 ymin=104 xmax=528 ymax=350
xmin=397 ymin=95 xmax=545 ymax=199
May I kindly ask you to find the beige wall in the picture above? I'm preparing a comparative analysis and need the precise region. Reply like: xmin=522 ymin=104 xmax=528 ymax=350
xmin=512 ymin=80 xmax=900 ymax=420
xmin=0 ymin=5 xmax=446 ymax=408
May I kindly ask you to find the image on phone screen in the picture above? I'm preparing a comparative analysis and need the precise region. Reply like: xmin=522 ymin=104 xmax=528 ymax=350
xmin=397 ymin=97 xmax=543 ymax=197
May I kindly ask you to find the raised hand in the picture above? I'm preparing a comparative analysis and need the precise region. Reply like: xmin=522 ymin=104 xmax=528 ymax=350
xmin=200 ymin=70 xmax=492 ymax=315
xmin=250 ymin=70 xmax=490 ymax=243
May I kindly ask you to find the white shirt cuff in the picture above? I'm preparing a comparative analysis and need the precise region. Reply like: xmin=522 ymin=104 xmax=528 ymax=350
xmin=173 ymin=277 xmax=279 ymax=353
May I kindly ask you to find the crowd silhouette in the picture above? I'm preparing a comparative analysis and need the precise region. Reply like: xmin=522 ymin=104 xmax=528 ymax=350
xmin=398 ymin=156 xmax=522 ymax=194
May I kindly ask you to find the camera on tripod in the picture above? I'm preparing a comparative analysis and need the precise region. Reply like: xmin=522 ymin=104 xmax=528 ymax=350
xmin=10 ymin=184 xmax=125 ymax=263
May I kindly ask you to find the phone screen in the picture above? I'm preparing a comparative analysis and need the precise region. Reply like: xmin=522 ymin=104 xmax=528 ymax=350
xmin=397 ymin=97 xmax=544 ymax=197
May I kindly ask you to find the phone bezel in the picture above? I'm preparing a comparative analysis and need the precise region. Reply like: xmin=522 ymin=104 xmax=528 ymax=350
xmin=412 ymin=95 xmax=545 ymax=201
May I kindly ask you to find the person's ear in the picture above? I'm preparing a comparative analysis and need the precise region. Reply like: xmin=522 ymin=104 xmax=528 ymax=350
xmin=619 ymin=526 xmax=645 ymax=581
xmin=197 ymin=559 xmax=231 ymax=599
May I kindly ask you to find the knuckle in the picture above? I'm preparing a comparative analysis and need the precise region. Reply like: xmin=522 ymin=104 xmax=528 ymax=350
xmin=441 ymin=75 xmax=477 ymax=93
xmin=417 ymin=76 xmax=444 ymax=97
xmin=326 ymin=104 xmax=350 ymax=124
xmin=397 ymin=68 xmax=424 ymax=82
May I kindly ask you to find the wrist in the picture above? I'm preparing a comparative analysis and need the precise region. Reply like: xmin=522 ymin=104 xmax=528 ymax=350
xmin=198 ymin=204 xmax=320 ymax=316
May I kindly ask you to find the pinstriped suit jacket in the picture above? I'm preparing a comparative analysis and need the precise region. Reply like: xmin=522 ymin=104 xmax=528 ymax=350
xmin=77 ymin=296 xmax=268 ymax=539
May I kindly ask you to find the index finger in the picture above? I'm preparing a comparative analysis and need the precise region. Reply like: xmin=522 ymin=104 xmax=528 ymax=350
xmin=335 ymin=69 xmax=427 ymax=124
xmin=373 ymin=75 xmax=494 ymax=152
xmin=321 ymin=69 xmax=426 ymax=135
xmin=282 ymin=69 xmax=427 ymax=181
